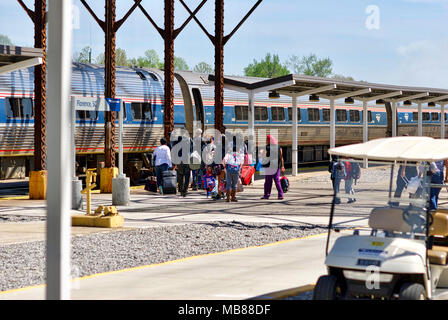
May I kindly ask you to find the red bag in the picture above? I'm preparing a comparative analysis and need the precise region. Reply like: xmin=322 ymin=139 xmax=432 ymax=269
xmin=241 ymin=165 xmax=255 ymax=185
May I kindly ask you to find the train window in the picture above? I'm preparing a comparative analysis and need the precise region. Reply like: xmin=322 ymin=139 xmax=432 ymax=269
xmin=413 ymin=112 xmax=418 ymax=121
xmin=255 ymin=106 xmax=268 ymax=121
xmin=131 ymin=102 xmax=152 ymax=120
xmin=271 ymin=107 xmax=285 ymax=121
xmin=431 ymin=112 xmax=439 ymax=121
xmin=76 ymin=110 xmax=98 ymax=120
xmin=307 ymin=108 xmax=320 ymax=121
xmin=287 ymin=107 xmax=301 ymax=121
xmin=349 ymin=110 xmax=360 ymax=122
xmin=235 ymin=105 xmax=248 ymax=121
xmin=368 ymin=111 xmax=372 ymax=122
xmin=5 ymin=97 xmax=33 ymax=119
xmin=322 ymin=109 xmax=330 ymax=121
xmin=423 ymin=112 xmax=430 ymax=121
xmin=336 ymin=109 xmax=347 ymax=122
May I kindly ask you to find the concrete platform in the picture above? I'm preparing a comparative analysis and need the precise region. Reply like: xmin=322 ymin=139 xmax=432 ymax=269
xmin=0 ymin=167 xmax=413 ymax=299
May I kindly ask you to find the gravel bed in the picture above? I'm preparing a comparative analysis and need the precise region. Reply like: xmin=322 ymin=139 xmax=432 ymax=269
xmin=0 ymin=221 xmax=326 ymax=292
xmin=0 ymin=215 xmax=45 ymax=223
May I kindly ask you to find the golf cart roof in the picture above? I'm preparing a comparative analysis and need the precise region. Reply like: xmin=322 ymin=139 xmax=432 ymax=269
xmin=328 ymin=137 xmax=448 ymax=162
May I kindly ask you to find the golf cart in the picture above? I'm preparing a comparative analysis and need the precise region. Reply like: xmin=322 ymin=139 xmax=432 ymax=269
xmin=313 ymin=136 xmax=448 ymax=300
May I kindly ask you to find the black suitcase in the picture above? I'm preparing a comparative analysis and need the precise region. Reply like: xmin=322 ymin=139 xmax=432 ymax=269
xmin=145 ymin=177 xmax=158 ymax=193
xmin=162 ymin=170 xmax=177 ymax=194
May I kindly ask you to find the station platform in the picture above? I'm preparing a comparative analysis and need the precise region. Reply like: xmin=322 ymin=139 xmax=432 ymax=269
xmin=0 ymin=168 xmax=371 ymax=300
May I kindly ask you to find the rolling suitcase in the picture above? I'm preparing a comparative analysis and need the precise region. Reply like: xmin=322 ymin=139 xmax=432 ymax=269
xmin=145 ymin=176 xmax=158 ymax=193
xmin=241 ymin=165 xmax=255 ymax=185
xmin=162 ymin=170 xmax=177 ymax=194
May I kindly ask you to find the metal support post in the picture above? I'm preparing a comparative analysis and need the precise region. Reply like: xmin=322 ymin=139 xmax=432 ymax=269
xmin=292 ymin=95 xmax=298 ymax=176
xmin=392 ymin=101 xmax=397 ymax=137
xmin=46 ymin=0 xmax=72 ymax=300
xmin=441 ymin=104 xmax=445 ymax=139
xmin=330 ymin=99 xmax=335 ymax=148
xmin=418 ymin=103 xmax=423 ymax=136
xmin=71 ymin=97 xmax=82 ymax=210
xmin=113 ymin=101 xmax=130 ymax=206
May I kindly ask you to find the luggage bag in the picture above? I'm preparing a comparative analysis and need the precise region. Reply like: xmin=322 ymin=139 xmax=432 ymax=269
xmin=162 ymin=170 xmax=177 ymax=194
xmin=241 ymin=165 xmax=255 ymax=185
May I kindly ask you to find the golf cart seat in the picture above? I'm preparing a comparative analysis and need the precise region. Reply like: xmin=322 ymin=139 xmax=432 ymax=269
xmin=430 ymin=210 xmax=448 ymax=237
xmin=369 ymin=207 xmax=411 ymax=233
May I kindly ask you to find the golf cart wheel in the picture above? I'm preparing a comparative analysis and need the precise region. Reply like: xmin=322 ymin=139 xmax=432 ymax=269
xmin=399 ymin=283 xmax=426 ymax=300
xmin=313 ymin=275 xmax=343 ymax=300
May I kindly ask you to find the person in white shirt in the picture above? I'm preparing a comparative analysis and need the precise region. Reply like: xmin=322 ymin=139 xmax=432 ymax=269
xmin=153 ymin=138 xmax=172 ymax=193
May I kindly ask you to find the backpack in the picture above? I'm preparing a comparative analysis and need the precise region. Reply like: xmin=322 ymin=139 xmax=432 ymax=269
xmin=351 ymin=162 xmax=361 ymax=180
xmin=280 ymin=176 xmax=289 ymax=193
xmin=332 ymin=161 xmax=346 ymax=179
xmin=226 ymin=153 xmax=241 ymax=174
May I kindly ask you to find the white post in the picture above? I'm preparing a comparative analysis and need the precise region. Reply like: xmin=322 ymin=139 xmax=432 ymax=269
xmin=330 ymin=99 xmax=335 ymax=148
xmin=71 ymin=98 xmax=82 ymax=210
xmin=46 ymin=0 xmax=72 ymax=300
xmin=248 ymin=91 xmax=255 ymax=184
xmin=363 ymin=100 xmax=368 ymax=143
xmin=113 ymin=100 xmax=130 ymax=206
xmin=119 ymin=101 xmax=124 ymax=176
xmin=392 ymin=101 xmax=397 ymax=137
xmin=363 ymin=100 xmax=368 ymax=168
xmin=418 ymin=102 xmax=423 ymax=136
xmin=292 ymin=95 xmax=298 ymax=176
xmin=441 ymin=104 xmax=445 ymax=139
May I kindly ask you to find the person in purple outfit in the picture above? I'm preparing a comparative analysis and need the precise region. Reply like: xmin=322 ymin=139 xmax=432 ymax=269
xmin=260 ymin=134 xmax=285 ymax=200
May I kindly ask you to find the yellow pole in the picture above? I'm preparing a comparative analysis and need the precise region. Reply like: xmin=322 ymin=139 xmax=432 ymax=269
xmin=82 ymin=169 xmax=97 ymax=215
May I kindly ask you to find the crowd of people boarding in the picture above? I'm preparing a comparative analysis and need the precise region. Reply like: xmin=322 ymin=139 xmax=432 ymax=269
xmin=148 ymin=129 xmax=288 ymax=202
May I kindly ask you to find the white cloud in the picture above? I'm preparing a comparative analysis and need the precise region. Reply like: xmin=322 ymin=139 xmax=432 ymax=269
xmin=396 ymin=40 xmax=448 ymax=88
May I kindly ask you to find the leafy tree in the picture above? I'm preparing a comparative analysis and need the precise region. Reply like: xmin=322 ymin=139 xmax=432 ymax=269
xmin=193 ymin=62 xmax=214 ymax=74
xmin=287 ymin=54 xmax=333 ymax=78
xmin=129 ymin=49 xmax=163 ymax=68
xmin=74 ymin=46 xmax=92 ymax=63
xmin=244 ymin=53 xmax=290 ymax=78
xmin=332 ymin=74 xmax=355 ymax=81
xmin=174 ymin=56 xmax=189 ymax=71
xmin=0 ymin=34 xmax=13 ymax=45
xmin=95 ymin=48 xmax=129 ymax=66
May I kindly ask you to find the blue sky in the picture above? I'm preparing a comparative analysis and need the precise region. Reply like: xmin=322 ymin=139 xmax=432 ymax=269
xmin=2 ymin=0 xmax=448 ymax=88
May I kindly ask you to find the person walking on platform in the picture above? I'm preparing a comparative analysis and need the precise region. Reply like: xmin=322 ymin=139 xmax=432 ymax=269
xmin=260 ymin=135 xmax=285 ymax=200
xmin=389 ymin=161 xmax=418 ymax=207
xmin=223 ymin=139 xmax=244 ymax=202
xmin=329 ymin=155 xmax=345 ymax=204
xmin=153 ymin=138 xmax=172 ymax=195
xmin=429 ymin=160 xmax=448 ymax=211
xmin=172 ymin=135 xmax=192 ymax=197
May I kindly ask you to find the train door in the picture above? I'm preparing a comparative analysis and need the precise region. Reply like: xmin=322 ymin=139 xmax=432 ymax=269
xmin=191 ymin=88 xmax=205 ymax=132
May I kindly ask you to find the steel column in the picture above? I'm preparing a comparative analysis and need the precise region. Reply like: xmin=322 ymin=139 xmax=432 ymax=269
xmin=164 ymin=0 xmax=175 ymax=142
xmin=392 ymin=101 xmax=397 ymax=137
xmin=104 ymin=0 xmax=116 ymax=168
xmin=363 ymin=100 xmax=368 ymax=142
xmin=34 ymin=0 xmax=47 ymax=171
xmin=214 ymin=0 xmax=224 ymax=133
xmin=418 ymin=103 xmax=423 ymax=136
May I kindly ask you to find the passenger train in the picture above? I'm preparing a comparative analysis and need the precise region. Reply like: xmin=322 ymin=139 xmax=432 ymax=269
xmin=0 ymin=62 xmax=445 ymax=182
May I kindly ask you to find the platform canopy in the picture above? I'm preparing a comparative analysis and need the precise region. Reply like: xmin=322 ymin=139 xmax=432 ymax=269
xmin=0 ymin=45 xmax=43 ymax=74
xmin=328 ymin=136 xmax=448 ymax=162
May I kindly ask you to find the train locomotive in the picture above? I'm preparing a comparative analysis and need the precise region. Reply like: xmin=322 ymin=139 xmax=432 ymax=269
xmin=0 ymin=62 xmax=445 ymax=183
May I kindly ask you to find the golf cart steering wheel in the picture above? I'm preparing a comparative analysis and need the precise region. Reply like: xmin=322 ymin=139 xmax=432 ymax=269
xmin=402 ymin=208 xmax=433 ymax=232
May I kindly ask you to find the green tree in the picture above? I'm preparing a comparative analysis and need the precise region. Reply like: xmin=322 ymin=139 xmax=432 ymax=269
xmin=287 ymin=54 xmax=333 ymax=78
xmin=244 ymin=53 xmax=290 ymax=78
xmin=193 ymin=62 xmax=214 ymax=73
xmin=332 ymin=74 xmax=355 ymax=81
xmin=95 ymin=48 xmax=129 ymax=66
xmin=174 ymin=56 xmax=189 ymax=71
xmin=129 ymin=49 xmax=163 ymax=68
xmin=0 ymin=34 xmax=13 ymax=45
xmin=74 ymin=46 xmax=92 ymax=63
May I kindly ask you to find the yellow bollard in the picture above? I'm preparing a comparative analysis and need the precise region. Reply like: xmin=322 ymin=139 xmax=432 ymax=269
xmin=81 ymin=168 xmax=97 ymax=215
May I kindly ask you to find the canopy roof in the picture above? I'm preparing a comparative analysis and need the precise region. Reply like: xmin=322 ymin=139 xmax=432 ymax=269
xmin=328 ymin=137 xmax=448 ymax=162
xmin=209 ymin=73 xmax=448 ymax=105
xmin=0 ymin=45 xmax=43 ymax=74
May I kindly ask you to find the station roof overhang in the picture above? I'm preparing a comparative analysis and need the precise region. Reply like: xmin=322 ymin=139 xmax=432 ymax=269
xmin=0 ymin=45 xmax=43 ymax=75
xmin=208 ymin=74 xmax=448 ymax=106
